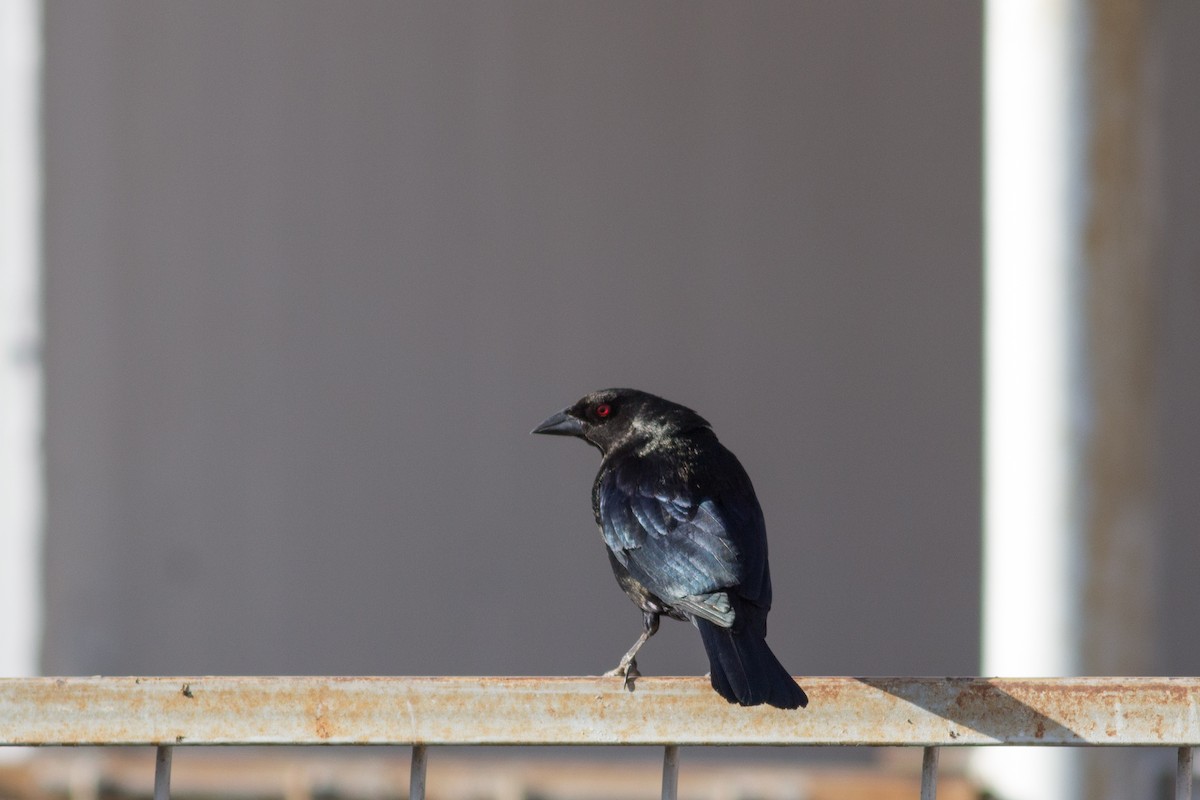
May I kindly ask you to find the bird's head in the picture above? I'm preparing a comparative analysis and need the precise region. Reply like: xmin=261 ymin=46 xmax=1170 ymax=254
xmin=532 ymin=388 xmax=710 ymax=456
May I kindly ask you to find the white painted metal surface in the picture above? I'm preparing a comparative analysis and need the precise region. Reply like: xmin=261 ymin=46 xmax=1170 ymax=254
xmin=1 ymin=676 xmax=1198 ymax=747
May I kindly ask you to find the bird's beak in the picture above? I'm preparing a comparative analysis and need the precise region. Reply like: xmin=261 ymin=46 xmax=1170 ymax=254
xmin=531 ymin=409 xmax=585 ymax=437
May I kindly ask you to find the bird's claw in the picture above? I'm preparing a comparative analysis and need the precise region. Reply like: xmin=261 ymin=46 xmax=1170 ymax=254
xmin=603 ymin=658 xmax=641 ymax=691
xmin=622 ymin=660 xmax=641 ymax=691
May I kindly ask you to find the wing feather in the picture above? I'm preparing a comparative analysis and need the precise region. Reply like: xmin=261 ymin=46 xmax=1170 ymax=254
xmin=598 ymin=458 xmax=752 ymax=615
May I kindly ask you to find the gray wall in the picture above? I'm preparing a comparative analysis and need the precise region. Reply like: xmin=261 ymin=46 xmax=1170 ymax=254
xmin=39 ymin=1 xmax=1191 ymax=686
xmin=1159 ymin=0 xmax=1200 ymax=674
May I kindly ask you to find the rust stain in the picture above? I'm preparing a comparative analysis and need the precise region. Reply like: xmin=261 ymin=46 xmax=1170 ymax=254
xmin=315 ymin=716 xmax=333 ymax=740
xmin=313 ymin=699 xmax=334 ymax=740
xmin=1035 ymin=721 xmax=1045 ymax=739
xmin=952 ymin=681 xmax=993 ymax=710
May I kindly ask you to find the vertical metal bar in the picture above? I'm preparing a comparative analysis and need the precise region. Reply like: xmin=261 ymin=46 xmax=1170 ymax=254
xmin=153 ymin=746 xmax=172 ymax=800
xmin=409 ymin=744 xmax=427 ymax=800
xmin=921 ymin=746 xmax=939 ymax=800
xmin=1178 ymin=747 xmax=1194 ymax=800
xmin=661 ymin=744 xmax=680 ymax=800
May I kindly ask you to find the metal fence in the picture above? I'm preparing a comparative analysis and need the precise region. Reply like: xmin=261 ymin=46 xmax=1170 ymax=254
xmin=2 ymin=676 xmax=1198 ymax=800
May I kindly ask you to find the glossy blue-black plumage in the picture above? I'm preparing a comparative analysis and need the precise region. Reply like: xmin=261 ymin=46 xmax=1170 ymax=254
xmin=535 ymin=388 xmax=807 ymax=709
xmin=597 ymin=437 xmax=755 ymax=623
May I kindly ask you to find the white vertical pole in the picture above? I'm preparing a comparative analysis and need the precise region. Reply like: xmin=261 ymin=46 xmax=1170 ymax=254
xmin=0 ymin=0 xmax=44 ymax=684
xmin=978 ymin=0 xmax=1083 ymax=798
xmin=980 ymin=0 xmax=1162 ymax=798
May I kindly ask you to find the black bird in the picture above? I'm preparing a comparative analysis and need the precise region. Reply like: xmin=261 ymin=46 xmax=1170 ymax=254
xmin=533 ymin=388 xmax=807 ymax=709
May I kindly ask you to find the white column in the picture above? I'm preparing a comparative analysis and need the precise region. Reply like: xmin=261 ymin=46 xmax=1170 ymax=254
xmin=0 ymin=0 xmax=43 ymax=681
xmin=977 ymin=1 xmax=1084 ymax=798
xmin=979 ymin=2 xmax=1161 ymax=799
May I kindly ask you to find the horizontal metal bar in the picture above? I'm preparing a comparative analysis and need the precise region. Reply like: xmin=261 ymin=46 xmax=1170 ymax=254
xmin=1 ymin=676 xmax=1199 ymax=747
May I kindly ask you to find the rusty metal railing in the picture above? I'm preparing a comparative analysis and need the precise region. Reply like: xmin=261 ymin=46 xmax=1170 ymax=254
xmin=2 ymin=676 xmax=1198 ymax=799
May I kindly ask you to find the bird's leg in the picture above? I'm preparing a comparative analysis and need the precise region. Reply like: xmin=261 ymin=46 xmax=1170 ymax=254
xmin=603 ymin=612 xmax=660 ymax=691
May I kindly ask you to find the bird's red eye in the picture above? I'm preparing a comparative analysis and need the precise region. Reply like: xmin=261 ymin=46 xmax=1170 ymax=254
xmin=595 ymin=403 xmax=612 ymax=418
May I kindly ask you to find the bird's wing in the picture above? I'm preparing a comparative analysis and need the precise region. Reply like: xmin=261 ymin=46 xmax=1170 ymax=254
xmin=598 ymin=460 xmax=749 ymax=624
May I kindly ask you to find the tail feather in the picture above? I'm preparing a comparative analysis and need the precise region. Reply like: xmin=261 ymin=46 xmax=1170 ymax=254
xmin=697 ymin=619 xmax=808 ymax=709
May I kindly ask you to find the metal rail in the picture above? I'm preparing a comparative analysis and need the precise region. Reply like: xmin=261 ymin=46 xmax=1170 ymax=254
xmin=2 ymin=676 xmax=1198 ymax=800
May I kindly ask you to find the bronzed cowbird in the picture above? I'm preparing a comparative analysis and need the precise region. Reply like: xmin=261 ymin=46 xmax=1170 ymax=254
xmin=533 ymin=388 xmax=807 ymax=709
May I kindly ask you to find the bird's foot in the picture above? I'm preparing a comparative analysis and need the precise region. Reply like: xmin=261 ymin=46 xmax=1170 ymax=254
xmin=603 ymin=658 xmax=641 ymax=691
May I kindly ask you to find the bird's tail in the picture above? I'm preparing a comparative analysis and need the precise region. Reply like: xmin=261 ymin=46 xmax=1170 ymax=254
xmin=696 ymin=619 xmax=808 ymax=709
